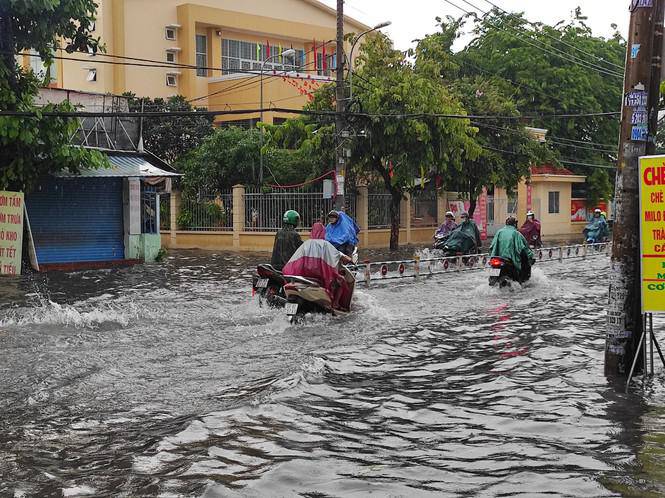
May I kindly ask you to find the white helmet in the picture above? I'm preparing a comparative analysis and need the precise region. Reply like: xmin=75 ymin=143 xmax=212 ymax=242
xmin=445 ymin=211 xmax=454 ymax=218
xmin=526 ymin=210 xmax=534 ymax=217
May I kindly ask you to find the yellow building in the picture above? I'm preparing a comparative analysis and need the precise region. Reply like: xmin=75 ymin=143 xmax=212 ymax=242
xmin=22 ymin=0 xmax=369 ymax=125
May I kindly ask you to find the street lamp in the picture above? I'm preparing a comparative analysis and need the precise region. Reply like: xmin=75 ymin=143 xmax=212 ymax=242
xmin=349 ymin=21 xmax=391 ymax=101
xmin=260 ymin=48 xmax=296 ymax=185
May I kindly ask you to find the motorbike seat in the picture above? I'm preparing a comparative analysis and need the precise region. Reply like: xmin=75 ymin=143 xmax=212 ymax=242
xmin=258 ymin=264 xmax=280 ymax=273
xmin=284 ymin=275 xmax=325 ymax=287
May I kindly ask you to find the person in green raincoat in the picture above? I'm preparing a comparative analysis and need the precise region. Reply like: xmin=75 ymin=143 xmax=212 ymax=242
xmin=489 ymin=216 xmax=535 ymax=282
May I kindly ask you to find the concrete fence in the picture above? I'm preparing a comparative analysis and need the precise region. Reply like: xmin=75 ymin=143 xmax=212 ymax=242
xmin=161 ymin=185 xmax=452 ymax=253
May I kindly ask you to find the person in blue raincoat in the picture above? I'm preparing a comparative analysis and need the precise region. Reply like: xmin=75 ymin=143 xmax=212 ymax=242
xmin=583 ymin=208 xmax=608 ymax=243
xmin=325 ymin=210 xmax=359 ymax=257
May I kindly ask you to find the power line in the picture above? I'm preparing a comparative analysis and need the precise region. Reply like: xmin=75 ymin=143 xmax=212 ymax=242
xmin=443 ymin=0 xmax=624 ymax=79
xmin=457 ymin=0 xmax=625 ymax=78
xmin=483 ymin=144 xmax=616 ymax=169
xmin=0 ymin=107 xmax=621 ymax=120
xmin=471 ymin=121 xmax=617 ymax=154
xmin=480 ymin=0 xmax=625 ymax=72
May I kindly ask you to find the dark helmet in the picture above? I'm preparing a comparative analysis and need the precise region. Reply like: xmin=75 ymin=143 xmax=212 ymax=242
xmin=506 ymin=216 xmax=518 ymax=227
xmin=283 ymin=210 xmax=300 ymax=227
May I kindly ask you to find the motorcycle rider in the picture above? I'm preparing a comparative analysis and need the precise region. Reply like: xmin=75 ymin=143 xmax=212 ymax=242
xmin=311 ymin=212 xmax=326 ymax=240
xmin=282 ymin=239 xmax=354 ymax=311
xmin=435 ymin=211 xmax=458 ymax=239
xmin=489 ymin=216 xmax=535 ymax=282
xmin=325 ymin=210 xmax=360 ymax=257
xmin=583 ymin=208 xmax=608 ymax=243
xmin=271 ymin=210 xmax=303 ymax=271
xmin=519 ymin=210 xmax=542 ymax=248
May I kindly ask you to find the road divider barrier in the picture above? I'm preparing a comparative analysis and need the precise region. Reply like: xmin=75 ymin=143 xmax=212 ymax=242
xmin=353 ymin=242 xmax=612 ymax=287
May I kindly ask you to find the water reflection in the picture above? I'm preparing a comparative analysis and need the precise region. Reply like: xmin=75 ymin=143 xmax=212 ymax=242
xmin=0 ymin=250 xmax=664 ymax=496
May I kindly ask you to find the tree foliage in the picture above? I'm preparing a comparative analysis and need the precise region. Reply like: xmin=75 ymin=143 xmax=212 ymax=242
xmin=440 ymin=8 xmax=624 ymax=204
xmin=124 ymin=94 xmax=214 ymax=165
xmin=0 ymin=0 xmax=107 ymax=191
xmin=350 ymin=34 xmax=479 ymax=249
xmin=416 ymin=25 xmax=553 ymax=216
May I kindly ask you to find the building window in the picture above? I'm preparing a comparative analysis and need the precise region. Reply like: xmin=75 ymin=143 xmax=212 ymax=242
xmin=196 ymin=34 xmax=207 ymax=77
xmin=86 ymin=68 xmax=97 ymax=82
xmin=221 ymin=38 xmax=304 ymax=75
xmin=166 ymin=74 xmax=177 ymax=87
xmin=316 ymin=51 xmax=335 ymax=76
xmin=165 ymin=27 xmax=176 ymax=41
xmin=507 ymin=196 xmax=517 ymax=214
xmin=29 ymin=49 xmax=58 ymax=84
xmin=548 ymin=191 xmax=560 ymax=214
xmin=166 ymin=51 xmax=176 ymax=63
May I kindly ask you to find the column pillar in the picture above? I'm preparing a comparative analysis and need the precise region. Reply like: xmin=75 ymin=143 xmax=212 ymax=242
xmin=437 ymin=190 xmax=448 ymax=225
xmin=401 ymin=193 xmax=412 ymax=245
xmin=233 ymin=184 xmax=245 ymax=250
xmin=356 ymin=185 xmax=369 ymax=248
xmin=170 ymin=188 xmax=181 ymax=248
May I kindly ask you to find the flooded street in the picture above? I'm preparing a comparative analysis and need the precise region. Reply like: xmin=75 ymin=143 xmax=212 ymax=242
xmin=2 ymin=250 xmax=665 ymax=496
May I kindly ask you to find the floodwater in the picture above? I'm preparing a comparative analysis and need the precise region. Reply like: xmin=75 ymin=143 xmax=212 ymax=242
xmin=2 ymin=250 xmax=665 ymax=497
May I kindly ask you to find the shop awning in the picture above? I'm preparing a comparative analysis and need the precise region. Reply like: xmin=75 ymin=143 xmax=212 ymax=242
xmin=55 ymin=152 xmax=182 ymax=178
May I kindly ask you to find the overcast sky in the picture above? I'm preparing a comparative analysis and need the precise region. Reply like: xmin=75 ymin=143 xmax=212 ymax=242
xmin=321 ymin=0 xmax=630 ymax=51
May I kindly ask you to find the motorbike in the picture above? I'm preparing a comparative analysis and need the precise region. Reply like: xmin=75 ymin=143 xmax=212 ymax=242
xmin=252 ymin=264 xmax=287 ymax=307
xmin=433 ymin=232 xmax=452 ymax=251
xmin=487 ymin=256 xmax=532 ymax=288
xmin=283 ymin=265 xmax=356 ymax=322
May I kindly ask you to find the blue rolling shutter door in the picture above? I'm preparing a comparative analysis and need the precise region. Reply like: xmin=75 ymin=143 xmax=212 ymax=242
xmin=26 ymin=178 xmax=125 ymax=264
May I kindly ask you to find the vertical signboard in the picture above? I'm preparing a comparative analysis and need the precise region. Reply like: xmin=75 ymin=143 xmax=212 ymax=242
xmin=0 ymin=191 xmax=24 ymax=276
xmin=478 ymin=187 xmax=488 ymax=241
xmin=639 ymin=156 xmax=665 ymax=312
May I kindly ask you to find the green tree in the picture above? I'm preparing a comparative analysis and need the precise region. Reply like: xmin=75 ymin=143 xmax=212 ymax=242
xmin=416 ymin=27 xmax=553 ymax=216
xmin=178 ymin=127 xmax=262 ymax=194
xmin=445 ymin=9 xmax=624 ymax=205
xmin=351 ymin=34 xmax=479 ymax=249
xmin=0 ymin=0 xmax=106 ymax=191
xmin=125 ymin=94 xmax=214 ymax=165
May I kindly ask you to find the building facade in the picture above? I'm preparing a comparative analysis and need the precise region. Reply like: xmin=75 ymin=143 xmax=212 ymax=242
xmin=21 ymin=0 xmax=369 ymax=125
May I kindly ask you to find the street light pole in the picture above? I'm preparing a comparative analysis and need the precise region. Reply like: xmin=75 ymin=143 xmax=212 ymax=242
xmin=259 ymin=48 xmax=295 ymax=186
xmin=335 ymin=0 xmax=346 ymax=210
xmin=348 ymin=21 xmax=391 ymax=101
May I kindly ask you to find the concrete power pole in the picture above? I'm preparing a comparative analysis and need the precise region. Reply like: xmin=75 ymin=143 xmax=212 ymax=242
xmin=335 ymin=0 xmax=346 ymax=210
xmin=606 ymin=0 xmax=665 ymax=376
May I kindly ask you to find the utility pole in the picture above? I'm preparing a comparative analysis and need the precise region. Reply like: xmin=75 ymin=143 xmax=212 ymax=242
xmin=606 ymin=0 xmax=665 ymax=376
xmin=335 ymin=0 xmax=346 ymax=210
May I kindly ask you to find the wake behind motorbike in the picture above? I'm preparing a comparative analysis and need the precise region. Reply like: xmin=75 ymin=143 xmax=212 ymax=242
xmin=487 ymin=256 xmax=532 ymax=288
xmin=252 ymin=264 xmax=287 ymax=307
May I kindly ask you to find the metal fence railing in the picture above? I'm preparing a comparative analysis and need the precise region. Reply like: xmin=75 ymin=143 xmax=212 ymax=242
xmin=159 ymin=193 xmax=171 ymax=231
xmin=178 ymin=191 xmax=233 ymax=231
xmin=411 ymin=189 xmax=438 ymax=228
xmin=368 ymin=193 xmax=392 ymax=229
xmin=244 ymin=187 xmax=356 ymax=232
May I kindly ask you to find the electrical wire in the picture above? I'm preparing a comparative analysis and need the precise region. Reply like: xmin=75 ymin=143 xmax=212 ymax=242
xmin=443 ymin=0 xmax=624 ymax=79
xmin=480 ymin=0 xmax=625 ymax=72
xmin=1 ymin=107 xmax=621 ymax=120
xmin=456 ymin=0 xmax=625 ymax=78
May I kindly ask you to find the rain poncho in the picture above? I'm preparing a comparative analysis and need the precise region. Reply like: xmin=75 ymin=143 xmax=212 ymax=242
xmin=583 ymin=217 xmax=608 ymax=243
xmin=270 ymin=225 xmax=303 ymax=271
xmin=519 ymin=219 xmax=542 ymax=246
xmin=282 ymin=239 xmax=353 ymax=310
xmin=444 ymin=220 xmax=481 ymax=254
xmin=326 ymin=212 xmax=360 ymax=247
xmin=489 ymin=225 xmax=534 ymax=271
xmin=435 ymin=219 xmax=458 ymax=238
xmin=311 ymin=222 xmax=326 ymax=240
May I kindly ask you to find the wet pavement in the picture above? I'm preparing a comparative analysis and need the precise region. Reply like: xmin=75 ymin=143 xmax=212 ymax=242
xmin=1 ymin=249 xmax=665 ymax=497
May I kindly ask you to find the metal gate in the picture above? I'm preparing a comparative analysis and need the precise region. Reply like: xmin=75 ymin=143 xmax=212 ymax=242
xmin=26 ymin=178 xmax=125 ymax=264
